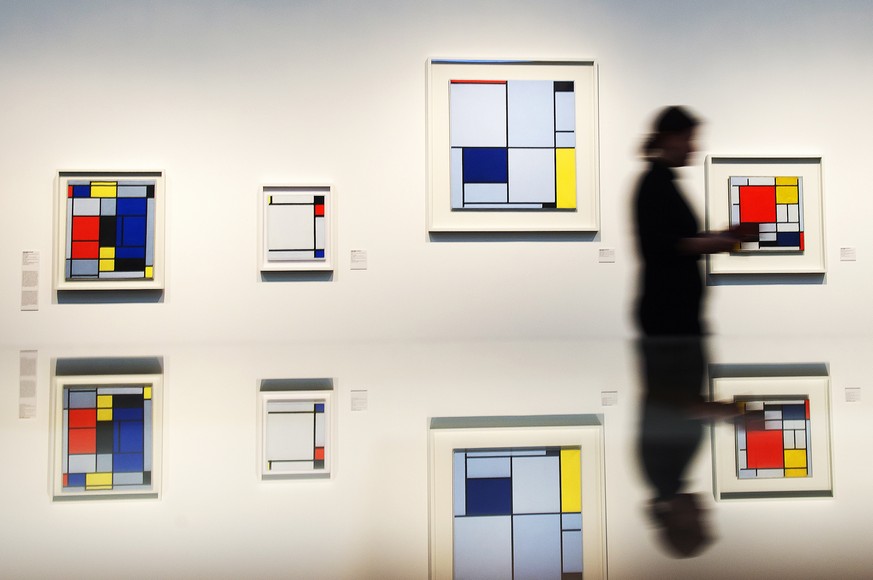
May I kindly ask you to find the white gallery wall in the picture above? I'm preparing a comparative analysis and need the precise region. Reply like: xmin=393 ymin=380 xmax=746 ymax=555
xmin=2 ymin=1 xmax=873 ymax=578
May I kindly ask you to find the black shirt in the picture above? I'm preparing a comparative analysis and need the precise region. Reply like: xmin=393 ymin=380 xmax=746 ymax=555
xmin=634 ymin=161 xmax=704 ymax=335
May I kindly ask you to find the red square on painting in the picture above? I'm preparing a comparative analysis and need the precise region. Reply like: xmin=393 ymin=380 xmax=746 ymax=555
xmin=68 ymin=427 xmax=96 ymax=454
xmin=315 ymin=204 xmax=325 ymax=217
xmin=71 ymin=241 xmax=99 ymax=259
xmin=68 ymin=408 xmax=97 ymax=428
xmin=746 ymin=429 xmax=783 ymax=469
xmin=314 ymin=447 xmax=325 ymax=460
xmin=739 ymin=185 xmax=777 ymax=223
xmin=71 ymin=216 xmax=100 ymax=240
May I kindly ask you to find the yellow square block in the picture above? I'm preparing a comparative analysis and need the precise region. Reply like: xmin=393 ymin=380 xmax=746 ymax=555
xmin=775 ymin=176 xmax=798 ymax=186
xmin=97 ymin=408 xmax=113 ymax=421
xmin=97 ymin=394 xmax=113 ymax=408
xmin=785 ymin=468 xmax=808 ymax=478
xmin=145 ymin=266 xmax=154 ymax=279
xmin=144 ymin=386 xmax=152 ymax=400
xmin=784 ymin=449 xmax=807 ymax=469
xmin=99 ymin=259 xmax=115 ymax=272
xmin=776 ymin=186 xmax=798 ymax=204
xmin=100 ymin=247 xmax=115 ymax=259
xmin=91 ymin=181 xmax=118 ymax=198
xmin=86 ymin=472 xmax=113 ymax=489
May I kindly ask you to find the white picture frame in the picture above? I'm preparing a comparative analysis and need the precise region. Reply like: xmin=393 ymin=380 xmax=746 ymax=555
xmin=258 ymin=379 xmax=334 ymax=479
xmin=429 ymin=415 xmax=606 ymax=579
xmin=54 ymin=170 xmax=165 ymax=291
xmin=710 ymin=363 xmax=833 ymax=500
xmin=259 ymin=184 xmax=335 ymax=272
xmin=51 ymin=367 xmax=163 ymax=501
xmin=705 ymin=156 xmax=826 ymax=274
xmin=427 ymin=58 xmax=600 ymax=232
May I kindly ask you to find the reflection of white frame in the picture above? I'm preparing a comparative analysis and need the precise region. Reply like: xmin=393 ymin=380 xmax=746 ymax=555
xmin=258 ymin=384 xmax=334 ymax=479
xmin=54 ymin=170 xmax=166 ymax=291
xmin=258 ymin=184 xmax=335 ymax=272
xmin=705 ymin=156 xmax=825 ymax=274
xmin=51 ymin=373 xmax=163 ymax=500
xmin=429 ymin=415 xmax=606 ymax=579
xmin=427 ymin=59 xmax=600 ymax=232
xmin=710 ymin=364 xmax=832 ymax=500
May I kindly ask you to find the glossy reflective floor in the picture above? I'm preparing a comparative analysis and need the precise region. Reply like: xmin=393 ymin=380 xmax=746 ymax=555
xmin=2 ymin=336 xmax=870 ymax=579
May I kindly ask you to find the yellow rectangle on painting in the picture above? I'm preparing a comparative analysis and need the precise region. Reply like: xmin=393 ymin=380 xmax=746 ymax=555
xmin=99 ymin=247 xmax=115 ymax=259
xmin=776 ymin=186 xmax=798 ymax=204
xmin=560 ymin=448 xmax=581 ymax=512
xmin=145 ymin=266 xmax=153 ymax=278
xmin=90 ymin=182 xmax=118 ymax=198
xmin=784 ymin=449 xmax=807 ymax=469
xmin=556 ymin=148 xmax=577 ymax=209
xmin=97 ymin=395 xmax=113 ymax=408
xmin=144 ymin=386 xmax=152 ymax=400
xmin=99 ymin=259 xmax=115 ymax=272
xmin=775 ymin=176 xmax=798 ymax=186
xmin=86 ymin=472 xmax=113 ymax=488
xmin=785 ymin=468 xmax=808 ymax=478
xmin=97 ymin=408 xmax=113 ymax=421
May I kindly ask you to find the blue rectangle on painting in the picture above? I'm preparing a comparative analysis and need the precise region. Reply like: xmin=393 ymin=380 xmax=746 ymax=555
xmin=777 ymin=232 xmax=801 ymax=247
xmin=67 ymin=472 xmax=86 ymax=487
xmin=116 ymin=246 xmax=146 ymax=259
xmin=114 ymin=452 xmax=144 ymax=472
xmin=466 ymin=477 xmax=512 ymax=515
xmin=114 ymin=407 xmax=144 ymax=421
xmin=121 ymin=216 xmax=147 ymax=246
xmin=462 ymin=147 xmax=508 ymax=183
xmin=782 ymin=403 xmax=806 ymax=420
xmin=116 ymin=197 xmax=147 ymax=216
xmin=117 ymin=421 xmax=144 ymax=453
xmin=72 ymin=184 xmax=91 ymax=197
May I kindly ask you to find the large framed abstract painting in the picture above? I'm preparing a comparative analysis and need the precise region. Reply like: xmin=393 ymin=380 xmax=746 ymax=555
xmin=258 ymin=378 xmax=334 ymax=479
xmin=51 ymin=357 xmax=163 ymax=500
xmin=710 ymin=363 xmax=832 ymax=500
xmin=54 ymin=171 xmax=165 ymax=290
xmin=429 ymin=415 xmax=606 ymax=579
xmin=427 ymin=59 xmax=599 ymax=232
xmin=259 ymin=185 xmax=335 ymax=272
xmin=705 ymin=156 xmax=825 ymax=274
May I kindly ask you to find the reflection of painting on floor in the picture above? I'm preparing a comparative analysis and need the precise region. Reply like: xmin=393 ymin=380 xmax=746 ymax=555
xmin=453 ymin=446 xmax=582 ymax=579
xmin=736 ymin=398 xmax=811 ymax=478
xmin=450 ymin=80 xmax=576 ymax=210
xmin=729 ymin=176 xmax=803 ymax=252
xmin=264 ymin=397 xmax=327 ymax=474
xmin=62 ymin=384 xmax=153 ymax=492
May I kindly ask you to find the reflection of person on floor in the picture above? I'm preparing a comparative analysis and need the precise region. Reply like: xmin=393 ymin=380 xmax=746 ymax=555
xmin=632 ymin=106 xmax=749 ymax=557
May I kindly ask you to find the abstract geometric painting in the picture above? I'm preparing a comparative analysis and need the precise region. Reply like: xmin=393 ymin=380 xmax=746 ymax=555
xmin=260 ymin=185 xmax=334 ymax=271
xmin=427 ymin=59 xmax=600 ymax=232
xmin=429 ymin=415 xmax=606 ymax=579
xmin=55 ymin=171 xmax=165 ymax=290
xmin=61 ymin=383 xmax=155 ymax=492
xmin=52 ymin=359 xmax=163 ymax=500
xmin=709 ymin=363 xmax=832 ymax=500
xmin=259 ymin=382 xmax=333 ymax=479
xmin=705 ymin=156 xmax=824 ymax=275
xmin=729 ymin=176 xmax=803 ymax=252
xmin=735 ymin=398 xmax=811 ymax=479
xmin=453 ymin=446 xmax=583 ymax=580
xmin=449 ymin=80 xmax=576 ymax=210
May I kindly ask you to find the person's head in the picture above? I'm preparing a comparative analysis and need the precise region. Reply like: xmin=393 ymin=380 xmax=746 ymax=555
xmin=644 ymin=106 xmax=700 ymax=167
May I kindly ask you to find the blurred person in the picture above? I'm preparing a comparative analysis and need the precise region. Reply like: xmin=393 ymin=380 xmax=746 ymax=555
xmin=632 ymin=106 xmax=750 ymax=557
